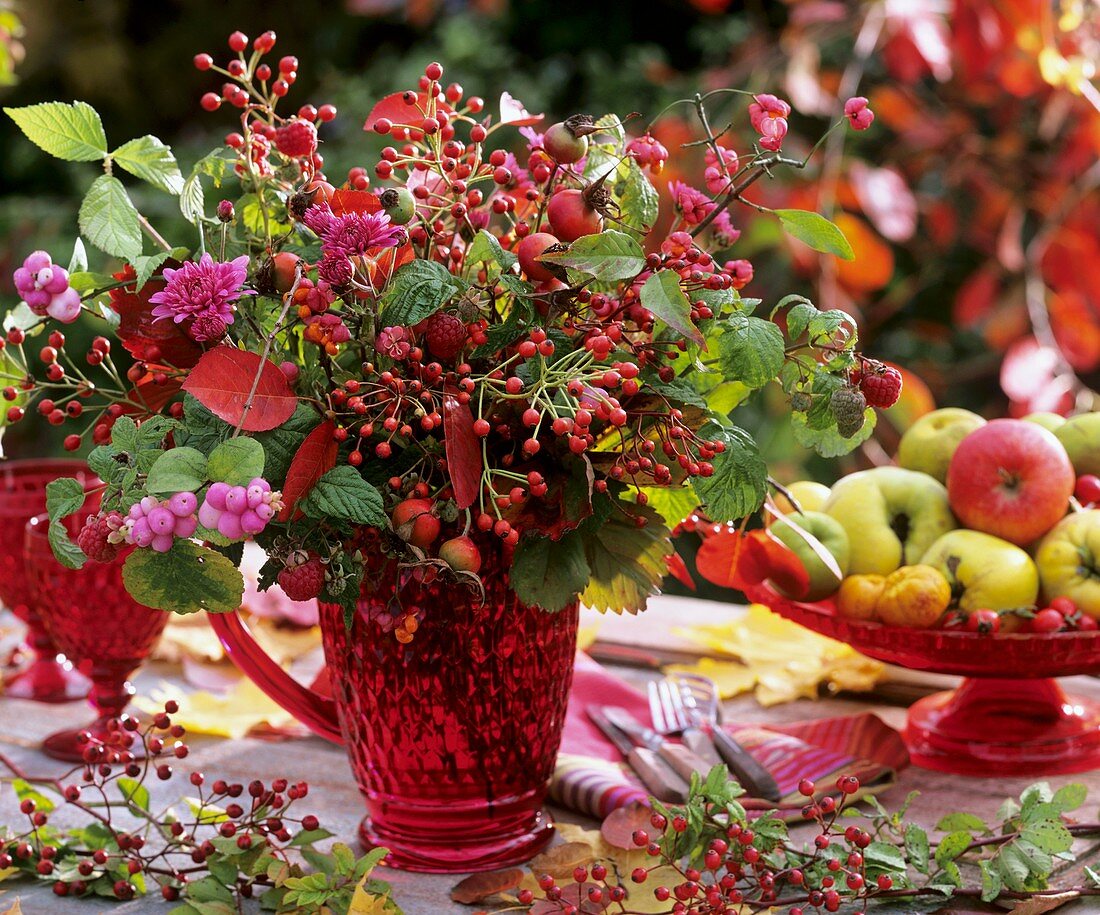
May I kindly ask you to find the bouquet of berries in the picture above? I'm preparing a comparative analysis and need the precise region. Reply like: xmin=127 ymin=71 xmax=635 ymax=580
xmin=4 ymin=28 xmax=895 ymax=620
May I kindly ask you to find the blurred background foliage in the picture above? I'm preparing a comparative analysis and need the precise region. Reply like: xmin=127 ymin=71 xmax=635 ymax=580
xmin=0 ymin=0 xmax=1096 ymax=498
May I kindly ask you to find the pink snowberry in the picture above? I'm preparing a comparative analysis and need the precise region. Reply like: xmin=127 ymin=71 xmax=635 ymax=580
xmin=198 ymin=478 xmax=282 ymax=541
xmin=13 ymin=251 xmax=82 ymax=324
xmin=123 ymin=493 xmax=199 ymax=553
xmin=843 ymin=96 xmax=874 ymax=131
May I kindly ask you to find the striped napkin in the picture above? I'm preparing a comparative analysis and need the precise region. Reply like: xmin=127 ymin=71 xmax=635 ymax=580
xmin=551 ymin=654 xmax=908 ymax=820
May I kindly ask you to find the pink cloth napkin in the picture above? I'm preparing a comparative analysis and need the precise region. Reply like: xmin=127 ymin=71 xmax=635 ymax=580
xmin=551 ymin=654 xmax=908 ymax=819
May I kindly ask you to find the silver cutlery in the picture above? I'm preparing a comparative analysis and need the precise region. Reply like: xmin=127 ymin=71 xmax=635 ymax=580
xmin=587 ymin=705 xmax=688 ymax=803
xmin=601 ymin=706 xmax=715 ymax=784
xmin=648 ymin=673 xmax=782 ymax=802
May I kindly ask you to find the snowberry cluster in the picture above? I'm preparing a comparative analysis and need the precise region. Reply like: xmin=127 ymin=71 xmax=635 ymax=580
xmin=122 ymin=493 xmax=199 ymax=553
xmin=13 ymin=251 xmax=81 ymax=323
xmin=198 ymin=479 xmax=283 ymax=540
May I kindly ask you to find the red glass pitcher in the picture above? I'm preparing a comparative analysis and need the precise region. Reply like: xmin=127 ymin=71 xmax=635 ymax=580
xmin=209 ymin=543 xmax=579 ymax=873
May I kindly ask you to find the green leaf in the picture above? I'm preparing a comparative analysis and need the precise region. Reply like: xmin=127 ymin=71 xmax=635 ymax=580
xmin=636 ymin=484 xmax=699 ymax=528
xmin=48 ymin=520 xmax=86 ymax=569
xmin=616 ymin=157 xmax=659 ymax=232
xmin=130 ymin=251 xmax=172 ymax=292
xmin=905 ymin=824 xmax=929 ymax=874
xmin=639 ymin=270 xmax=705 ymax=346
xmin=289 ymin=827 xmax=336 ymax=848
xmin=1021 ymin=819 xmax=1074 ymax=854
xmin=807 ymin=308 xmax=857 ymax=343
xmin=465 ymin=229 xmax=517 ymax=272
xmin=111 ymin=135 xmax=184 ymax=195
xmin=179 ymin=148 xmax=230 ymax=225
xmin=791 ymin=408 xmax=877 ymax=457
xmin=774 ymin=208 xmax=854 ymax=259
xmin=122 ymin=540 xmax=244 ymax=614
xmin=117 ymin=776 xmax=150 ymax=812
xmin=539 ymin=229 xmax=646 ymax=282
xmin=13 ymin=778 xmax=56 ymax=813
xmin=146 ymin=447 xmax=207 ymax=494
xmin=79 ymin=174 xmax=142 ymax=261
xmin=207 ymin=437 xmax=265 ymax=486
xmin=46 ymin=477 xmax=86 ymax=521
xmin=863 ymin=840 xmax=907 ymax=876
xmin=1052 ymin=783 xmax=1087 ymax=812
xmin=935 ymin=812 xmax=988 ymax=833
xmin=511 ymin=532 xmax=590 ymax=613
xmin=5 ymin=100 xmax=108 ymax=161
xmin=980 ymin=860 xmax=1002 ymax=902
xmin=783 ymin=301 xmax=817 ymax=340
xmin=381 ymin=259 xmax=466 ymax=325
xmin=68 ymin=238 xmax=89 ymax=273
xmin=718 ymin=313 xmax=784 ymax=389
xmin=934 ymin=830 xmax=972 ymax=866
xmin=693 ymin=425 xmax=767 ymax=522
xmin=581 ymin=504 xmax=672 ymax=614
xmin=300 ymin=466 xmax=387 ymax=527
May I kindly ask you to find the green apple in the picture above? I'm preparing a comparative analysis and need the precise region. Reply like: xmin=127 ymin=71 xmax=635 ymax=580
xmin=896 ymin=408 xmax=986 ymax=483
xmin=824 ymin=467 xmax=956 ymax=575
xmin=1055 ymin=413 xmax=1100 ymax=477
xmin=770 ymin=510 xmax=850 ymax=600
xmin=1035 ymin=510 xmax=1100 ymax=619
xmin=1023 ymin=412 xmax=1067 ymax=433
xmin=920 ymin=529 xmax=1039 ymax=611
xmin=770 ymin=481 xmax=830 ymax=521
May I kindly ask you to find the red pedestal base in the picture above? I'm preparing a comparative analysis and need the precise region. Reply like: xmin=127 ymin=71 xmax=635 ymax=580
xmin=906 ymin=678 xmax=1100 ymax=777
xmin=5 ymin=655 xmax=89 ymax=703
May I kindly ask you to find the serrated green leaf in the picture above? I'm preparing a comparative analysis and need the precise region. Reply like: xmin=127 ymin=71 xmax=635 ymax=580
xmin=46 ymin=476 xmax=86 ymax=521
xmin=636 ymin=484 xmax=699 ymax=527
xmin=581 ymin=504 xmax=671 ymax=614
xmin=465 ymin=229 xmax=517 ymax=272
xmin=48 ymin=520 xmax=86 ymax=569
xmin=1052 ymin=783 xmax=1087 ymax=812
xmin=122 ymin=540 xmax=244 ymax=614
xmin=775 ymin=208 xmax=854 ymax=259
xmin=5 ymin=100 xmax=107 ymax=161
xmin=112 ymin=135 xmax=184 ymax=195
xmin=905 ymin=823 xmax=929 ymax=874
xmin=718 ymin=313 xmax=784 ymax=389
xmin=980 ymin=859 xmax=1002 ymax=901
xmin=13 ymin=778 xmax=56 ymax=813
xmin=863 ymin=840 xmax=906 ymax=876
xmin=807 ymin=308 xmax=857 ymax=343
xmin=381 ymin=259 xmax=466 ymax=325
xmin=540 ymin=229 xmax=646 ymax=282
xmin=639 ymin=269 xmax=705 ymax=346
xmin=693 ymin=424 xmax=767 ymax=522
xmin=616 ymin=157 xmax=659 ymax=232
xmin=935 ymin=812 xmax=988 ymax=833
xmin=784 ymin=302 xmax=817 ymax=340
xmin=207 ymin=437 xmax=265 ymax=486
xmin=79 ymin=174 xmax=142 ymax=260
xmin=68 ymin=238 xmax=88 ymax=273
xmin=117 ymin=776 xmax=150 ymax=812
xmin=131 ymin=251 xmax=172 ymax=292
xmin=300 ymin=466 xmax=387 ymax=527
xmin=146 ymin=447 xmax=207 ymax=494
xmin=510 ymin=532 xmax=590 ymax=613
xmin=791 ymin=408 xmax=876 ymax=457
xmin=1021 ymin=819 xmax=1074 ymax=854
xmin=934 ymin=830 xmax=972 ymax=866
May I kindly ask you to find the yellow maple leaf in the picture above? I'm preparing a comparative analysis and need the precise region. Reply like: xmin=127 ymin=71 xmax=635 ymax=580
xmin=136 ymin=678 xmax=298 ymax=739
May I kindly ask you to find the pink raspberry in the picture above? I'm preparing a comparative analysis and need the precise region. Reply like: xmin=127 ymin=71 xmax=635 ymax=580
xmin=274 ymin=118 xmax=318 ymax=158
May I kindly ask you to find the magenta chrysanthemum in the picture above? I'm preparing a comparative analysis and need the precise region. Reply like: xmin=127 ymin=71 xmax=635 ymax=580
xmin=149 ymin=254 xmax=251 ymax=332
xmin=302 ymin=204 xmax=405 ymax=260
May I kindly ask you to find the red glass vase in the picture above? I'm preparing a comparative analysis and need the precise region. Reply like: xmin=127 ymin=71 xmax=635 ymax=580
xmin=0 ymin=459 xmax=94 ymax=702
xmin=24 ymin=511 xmax=169 ymax=761
xmin=210 ymin=542 xmax=579 ymax=873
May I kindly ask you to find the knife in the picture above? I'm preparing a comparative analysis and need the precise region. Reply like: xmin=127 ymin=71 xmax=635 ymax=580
xmin=602 ymin=706 xmax=716 ymax=784
xmin=587 ymin=706 xmax=689 ymax=803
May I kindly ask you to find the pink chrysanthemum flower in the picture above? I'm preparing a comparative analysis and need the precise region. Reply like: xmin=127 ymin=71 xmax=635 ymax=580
xmin=668 ymin=181 xmax=716 ymax=226
xmin=149 ymin=254 xmax=251 ymax=332
xmin=748 ymin=94 xmax=791 ymax=152
xmin=302 ymin=204 xmax=405 ymax=260
xmin=844 ymin=96 xmax=875 ymax=131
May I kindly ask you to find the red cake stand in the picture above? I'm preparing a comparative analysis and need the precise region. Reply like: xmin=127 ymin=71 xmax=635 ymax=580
xmin=743 ymin=583 xmax=1100 ymax=776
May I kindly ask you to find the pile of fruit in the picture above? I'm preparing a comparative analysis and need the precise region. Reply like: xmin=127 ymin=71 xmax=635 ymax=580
xmin=769 ymin=410 xmax=1100 ymax=633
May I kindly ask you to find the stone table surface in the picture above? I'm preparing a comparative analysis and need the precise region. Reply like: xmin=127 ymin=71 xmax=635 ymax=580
xmin=1 ymin=596 xmax=1100 ymax=913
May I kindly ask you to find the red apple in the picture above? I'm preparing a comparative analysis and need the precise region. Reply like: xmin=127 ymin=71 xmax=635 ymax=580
xmin=946 ymin=418 xmax=1075 ymax=546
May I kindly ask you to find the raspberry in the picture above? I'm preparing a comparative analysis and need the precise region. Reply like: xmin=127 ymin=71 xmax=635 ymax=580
xmin=76 ymin=512 xmax=124 ymax=563
xmin=790 ymin=391 xmax=812 ymax=412
xmin=273 ymin=119 xmax=318 ymax=159
xmin=830 ymin=386 xmax=867 ymax=439
xmin=858 ymin=361 xmax=902 ymax=408
xmin=423 ymin=312 xmax=467 ymax=361
xmin=278 ymin=555 xmax=326 ymax=602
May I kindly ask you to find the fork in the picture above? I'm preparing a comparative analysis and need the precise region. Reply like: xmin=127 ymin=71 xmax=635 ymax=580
xmin=649 ymin=674 xmax=782 ymax=802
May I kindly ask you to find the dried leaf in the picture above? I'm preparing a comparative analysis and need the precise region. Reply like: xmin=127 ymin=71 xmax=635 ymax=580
xmin=601 ymin=803 xmax=653 ymax=850
xmin=443 ymin=393 xmax=482 ymax=510
xmin=450 ymin=868 xmax=525 ymax=904
xmin=1 ymin=901 xmax=22 ymax=915
xmin=526 ymin=841 xmax=597 ymax=879
xmin=1006 ymin=893 xmax=1081 ymax=915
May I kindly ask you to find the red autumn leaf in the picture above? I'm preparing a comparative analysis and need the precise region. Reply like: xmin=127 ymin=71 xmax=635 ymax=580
xmin=362 ymin=91 xmax=454 ymax=132
xmin=665 ymin=551 xmax=696 ymax=591
xmin=365 ymin=242 xmax=415 ymax=289
xmin=449 ymin=868 xmax=525 ymax=904
xmin=695 ymin=529 xmax=809 ymax=598
xmin=442 ymin=392 xmax=482 ymax=510
xmin=181 ymin=346 xmax=297 ymax=433
xmin=278 ymin=420 xmax=338 ymax=522
xmin=330 ymin=188 xmax=381 ymax=216
xmin=121 ymin=373 xmax=183 ymax=417
xmin=601 ymin=803 xmax=654 ymax=850
xmin=108 ymin=264 xmax=204 ymax=369
xmin=498 ymin=91 xmax=545 ymax=126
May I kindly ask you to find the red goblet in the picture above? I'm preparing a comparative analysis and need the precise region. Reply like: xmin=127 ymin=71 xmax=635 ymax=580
xmin=24 ymin=510 xmax=168 ymax=761
xmin=0 ymin=459 xmax=94 ymax=702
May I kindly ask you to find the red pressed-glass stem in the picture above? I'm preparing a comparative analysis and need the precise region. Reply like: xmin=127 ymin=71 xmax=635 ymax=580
xmin=215 ymin=537 xmax=579 ymax=873
xmin=24 ymin=511 xmax=168 ymax=762
xmin=0 ymin=459 xmax=95 ymax=703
